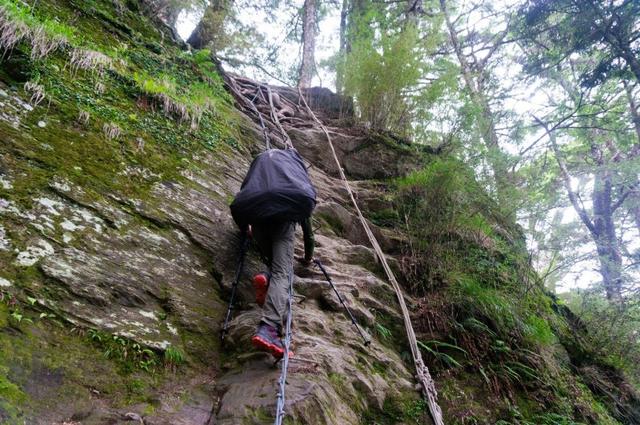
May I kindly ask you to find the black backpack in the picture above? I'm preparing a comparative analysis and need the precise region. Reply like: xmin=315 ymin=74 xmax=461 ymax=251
xmin=230 ymin=149 xmax=317 ymax=227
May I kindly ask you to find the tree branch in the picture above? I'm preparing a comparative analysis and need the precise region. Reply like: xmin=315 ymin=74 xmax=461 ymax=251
xmin=533 ymin=114 xmax=598 ymax=235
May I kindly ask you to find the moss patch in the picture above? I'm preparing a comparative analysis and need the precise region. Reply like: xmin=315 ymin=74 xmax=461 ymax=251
xmin=360 ymin=393 xmax=428 ymax=424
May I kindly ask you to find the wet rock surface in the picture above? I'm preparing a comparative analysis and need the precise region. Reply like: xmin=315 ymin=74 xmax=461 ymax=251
xmin=203 ymin=122 xmax=422 ymax=424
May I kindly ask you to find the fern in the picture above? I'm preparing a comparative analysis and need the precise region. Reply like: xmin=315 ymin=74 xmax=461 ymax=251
xmin=417 ymin=340 xmax=464 ymax=369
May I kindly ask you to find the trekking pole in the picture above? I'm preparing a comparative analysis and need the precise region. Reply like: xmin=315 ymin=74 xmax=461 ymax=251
xmin=313 ymin=259 xmax=371 ymax=347
xmin=221 ymin=231 xmax=250 ymax=342
xmin=274 ymin=264 xmax=294 ymax=425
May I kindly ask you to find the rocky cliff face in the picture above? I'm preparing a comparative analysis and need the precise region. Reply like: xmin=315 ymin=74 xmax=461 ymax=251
xmin=1 ymin=1 xmax=639 ymax=424
xmin=0 ymin=0 xmax=425 ymax=421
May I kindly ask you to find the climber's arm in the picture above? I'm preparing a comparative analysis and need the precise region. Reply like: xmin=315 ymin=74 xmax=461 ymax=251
xmin=301 ymin=217 xmax=314 ymax=263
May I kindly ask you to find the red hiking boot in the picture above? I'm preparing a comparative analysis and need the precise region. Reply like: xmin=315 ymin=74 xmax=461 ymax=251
xmin=251 ymin=323 xmax=293 ymax=359
xmin=253 ymin=272 xmax=270 ymax=306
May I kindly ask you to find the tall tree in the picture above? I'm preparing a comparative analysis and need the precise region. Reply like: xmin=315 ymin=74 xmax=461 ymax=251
xmin=517 ymin=0 xmax=640 ymax=300
xmin=335 ymin=0 xmax=461 ymax=140
xmin=298 ymin=0 xmax=317 ymax=88
xmin=335 ymin=0 xmax=350 ymax=93
xmin=531 ymin=65 xmax=639 ymax=302
xmin=623 ymin=81 xmax=640 ymax=234
xmin=438 ymin=0 xmax=516 ymax=215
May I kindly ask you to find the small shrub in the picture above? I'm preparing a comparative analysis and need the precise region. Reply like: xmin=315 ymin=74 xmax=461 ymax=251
xmin=396 ymin=158 xmax=494 ymax=292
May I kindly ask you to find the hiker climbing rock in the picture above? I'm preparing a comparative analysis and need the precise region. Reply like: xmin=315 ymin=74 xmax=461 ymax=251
xmin=230 ymin=148 xmax=316 ymax=359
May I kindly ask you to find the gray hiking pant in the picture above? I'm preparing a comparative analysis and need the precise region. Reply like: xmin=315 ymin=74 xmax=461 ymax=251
xmin=253 ymin=221 xmax=295 ymax=330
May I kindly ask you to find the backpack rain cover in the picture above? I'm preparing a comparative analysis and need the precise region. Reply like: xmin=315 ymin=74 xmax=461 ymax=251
xmin=230 ymin=149 xmax=317 ymax=227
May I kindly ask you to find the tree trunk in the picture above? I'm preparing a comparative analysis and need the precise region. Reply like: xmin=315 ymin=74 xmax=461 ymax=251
xmin=161 ymin=5 xmax=181 ymax=31
xmin=298 ymin=0 xmax=317 ymax=88
xmin=336 ymin=0 xmax=349 ymax=94
xmin=592 ymin=169 xmax=623 ymax=301
xmin=186 ymin=0 xmax=230 ymax=50
xmin=538 ymin=116 xmax=625 ymax=302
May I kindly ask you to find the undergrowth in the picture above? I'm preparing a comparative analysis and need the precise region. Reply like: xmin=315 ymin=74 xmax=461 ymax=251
xmin=387 ymin=157 xmax=624 ymax=423
xmin=84 ymin=329 xmax=186 ymax=374
xmin=361 ymin=394 xmax=428 ymax=424
xmin=0 ymin=289 xmax=185 ymax=375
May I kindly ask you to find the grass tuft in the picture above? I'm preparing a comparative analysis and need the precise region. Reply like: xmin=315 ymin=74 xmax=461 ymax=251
xmin=77 ymin=110 xmax=90 ymax=125
xmin=24 ymin=80 xmax=45 ymax=105
xmin=133 ymin=71 xmax=223 ymax=129
xmin=0 ymin=0 xmax=74 ymax=59
xmin=69 ymin=48 xmax=113 ymax=74
xmin=103 ymin=122 xmax=122 ymax=140
xmin=86 ymin=329 xmax=159 ymax=373
xmin=163 ymin=346 xmax=185 ymax=371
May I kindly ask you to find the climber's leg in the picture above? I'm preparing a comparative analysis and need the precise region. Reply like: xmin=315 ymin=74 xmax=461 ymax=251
xmin=252 ymin=224 xmax=273 ymax=267
xmin=260 ymin=221 xmax=295 ymax=330
xmin=252 ymin=225 xmax=273 ymax=306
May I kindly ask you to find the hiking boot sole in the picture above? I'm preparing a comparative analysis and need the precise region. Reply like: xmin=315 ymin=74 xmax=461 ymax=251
xmin=251 ymin=335 xmax=293 ymax=359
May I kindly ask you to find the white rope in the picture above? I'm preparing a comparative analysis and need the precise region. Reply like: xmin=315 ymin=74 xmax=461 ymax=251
xmin=274 ymin=262 xmax=294 ymax=425
xmin=298 ymin=89 xmax=444 ymax=425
